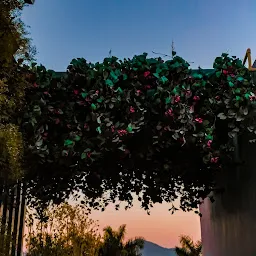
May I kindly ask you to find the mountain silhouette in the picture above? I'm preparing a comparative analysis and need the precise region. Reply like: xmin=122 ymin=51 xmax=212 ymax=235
xmin=141 ymin=240 xmax=176 ymax=256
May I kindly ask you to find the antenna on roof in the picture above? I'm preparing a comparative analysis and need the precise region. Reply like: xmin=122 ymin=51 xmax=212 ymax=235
xmin=109 ymin=49 xmax=112 ymax=58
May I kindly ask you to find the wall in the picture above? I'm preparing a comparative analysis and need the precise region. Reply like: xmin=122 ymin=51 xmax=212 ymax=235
xmin=200 ymin=133 xmax=256 ymax=256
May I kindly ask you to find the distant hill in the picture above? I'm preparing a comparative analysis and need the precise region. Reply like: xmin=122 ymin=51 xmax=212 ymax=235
xmin=141 ymin=241 xmax=176 ymax=256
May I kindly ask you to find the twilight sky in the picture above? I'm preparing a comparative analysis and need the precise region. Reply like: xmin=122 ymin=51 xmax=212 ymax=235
xmin=22 ymin=0 xmax=255 ymax=248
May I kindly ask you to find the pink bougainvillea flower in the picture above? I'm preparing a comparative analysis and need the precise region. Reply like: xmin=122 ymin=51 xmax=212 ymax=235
xmin=55 ymin=118 xmax=60 ymax=124
xmin=144 ymin=85 xmax=151 ymax=89
xmin=84 ymin=123 xmax=88 ymax=129
xmin=33 ymin=82 xmax=38 ymax=88
xmin=230 ymin=74 xmax=235 ymax=78
xmin=136 ymin=90 xmax=141 ymax=96
xmin=87 ymin=152 xmax=91 ymax=158
xmin=185 ymin=90 xmax=192 ymax=97
xmin=250 ymin=95 xmax=256 ymax=101
xmin=73 ymin=90 xmax=79 ymax=95
xmin=111 ymin=126 xmax=115 ymax=132
xmin=165 ymin=108 xmax=174 ymax=117
xmin=222 ymin=70 xmax=228 ymax=75
xmin=193 ymin=95 xmax=200 ymax=101
xmin=118 ymin=129 xmax=128 ymax=136
xmin=215 ymin=95 xmax=220 ymax=100
xmin=174 ymin=96 xmax=181 ymax=103
xmin=44 ymin=91 xmax=49 ymax=95
xmin=195 ymin=118 xmax=203 ymax=123
xmin=129 ymin=106 xmax=135 ymax=113
xmin=211 ymin=157 xmax=219 ymax=163
xmin=85 ymin=97 xmax=91 ymax=102
xmin=189 ymin=105 xmax=194 ymax=113
xmin=144 ymin=71 xmax=150 ymax=78
xmin=95 ymin=90 xmax=99 ymax=94
xmin=207 ymin=140 xmax=212 ymax=148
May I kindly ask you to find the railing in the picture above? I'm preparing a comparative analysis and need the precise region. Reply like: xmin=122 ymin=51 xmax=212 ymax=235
xmin=0 ymin=182 xmax=26 ymax=256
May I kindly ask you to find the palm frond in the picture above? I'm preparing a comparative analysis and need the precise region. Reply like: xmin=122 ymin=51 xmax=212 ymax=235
xmin=179 ymin=235 xmax=196 ymax=253
xmin=195 ymin=240 xmax=202 ymax=254
xmin=125 ymin=237 xmax=144 ymax=249
xmin=103 ymin=226 xmax=114 ymax=239
xmin=117 ymin=224 xmax=126 ymax=242
xmin=175 ymin=246 xmax=191 ymax=256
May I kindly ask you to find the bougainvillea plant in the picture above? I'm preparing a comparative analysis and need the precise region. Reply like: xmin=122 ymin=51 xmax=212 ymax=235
xmin=22 ymin=52 xmax=256 ymax=213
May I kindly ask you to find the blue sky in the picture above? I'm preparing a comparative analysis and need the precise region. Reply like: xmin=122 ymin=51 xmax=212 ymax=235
xmin=22 ymin=0 xmax=256 ymax=71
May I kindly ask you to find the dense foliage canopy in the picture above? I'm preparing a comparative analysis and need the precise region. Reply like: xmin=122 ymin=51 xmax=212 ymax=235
xmin=22 ymin=52 xmax=256 ymax=213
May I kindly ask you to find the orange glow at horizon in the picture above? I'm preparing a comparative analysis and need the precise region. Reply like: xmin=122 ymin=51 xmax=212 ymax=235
xmin=24 ymin=199 xmax=201 ymax=252
xmin=90 ymin=199 xmax=201 ymax=248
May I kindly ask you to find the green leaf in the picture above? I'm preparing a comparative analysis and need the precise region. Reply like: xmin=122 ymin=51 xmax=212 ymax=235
xmin=160 ymin=76 xmax=168 ymax=84
xmin=156 ymin=68 xmax=162 ymax=74
xmin=126 ymin=124 xmax=133 ymax=133
xmin=165 ymin=97 xmax=171 ymax=104
xmin=110 ymin=71 xmax=119 ymax=83
xmin=216 ymin=71 xmax=221 ymax=78
xmin=74 ymin=135 xmax=81 ymax=141
xmin=91 ymin=103 xmax=97 ymax=110
xmin=201 ymin=80 xmax=206 ymax=86
xmin=192 ymin=73 xmax=203 ymax=79
xmin=205 ymin=134 xmax=213 ymax=140
xmin=96 ymin=127 xmax=102 ymax=134
xmin=244 ymin=93 xmax=250 ymax=99
xmin=153 ymin=73 xmax=160 ymax=79
xmin=81 ymin=92 xmax=88 ymax=98
xmin=123 ymin=74 xmax=128 ymax=80
xmin=171 ymin=61 xmax=180 ymax=69
xmin=117 ymin=87 xmax=123 ymax=94
xmin=105 ymin=79 xmax=114 ymax=87
xmin=64 ymin=140 xmax=73 ymax=146
xmin=236 ymin=96 xmax=241 ymax=101
xmin=147 ymin=89 xmax=155 ymax=97
xmin=237 ymin=77 xmax=244 ymax=82
xmin=221 ymin=53 xmax=228 ymax=57
xmin=228 ymin=81 xmax=234 ymax=87
xmin=81 ymin=153 xmax=87 ymax=159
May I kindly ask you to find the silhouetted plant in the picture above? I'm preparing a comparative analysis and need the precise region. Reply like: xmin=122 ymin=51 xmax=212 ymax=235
xmin=175 ymin=235 xmax=202 ymax=256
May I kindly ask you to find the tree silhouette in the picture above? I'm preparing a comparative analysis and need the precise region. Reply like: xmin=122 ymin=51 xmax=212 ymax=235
xmin=99 ymin=224 xmax=144 ymax=256
xmin=175 ymin=235 xmax=202 ymax=256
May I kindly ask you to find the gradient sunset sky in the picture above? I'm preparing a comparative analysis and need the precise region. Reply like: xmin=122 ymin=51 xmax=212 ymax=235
xmin=22 ymin=0 xmax=256 ymax=248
